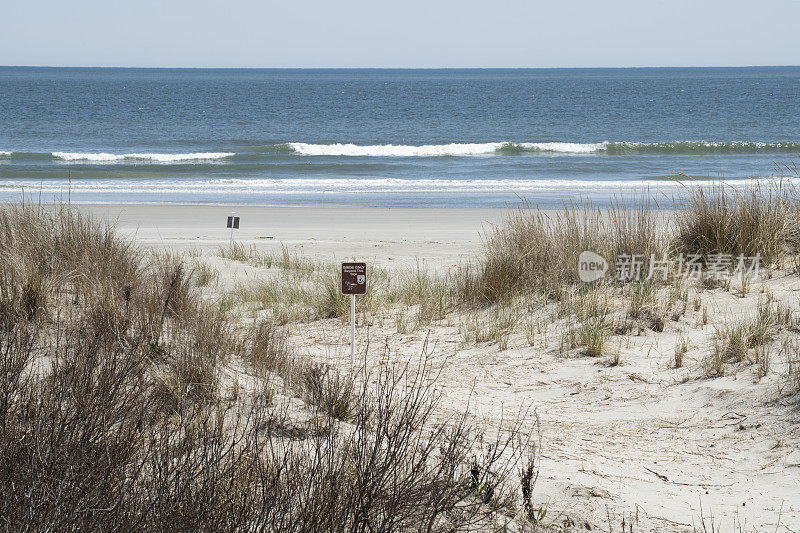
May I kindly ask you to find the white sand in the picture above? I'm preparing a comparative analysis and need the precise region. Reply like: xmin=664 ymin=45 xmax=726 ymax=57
xmin=81 ymin=204 xmax=509 ymax=272
xmin=78 ymin=204 xmax=800 ymax=532
xmin=289 ymin=281 xmax=800 ymax=532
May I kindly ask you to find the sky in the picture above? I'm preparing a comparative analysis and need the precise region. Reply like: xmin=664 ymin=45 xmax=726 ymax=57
xmin=2 ymin=0 xmax=799 ymax=68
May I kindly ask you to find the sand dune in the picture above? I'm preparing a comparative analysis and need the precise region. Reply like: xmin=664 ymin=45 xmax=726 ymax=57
xmin=76 ymin=203 xmax=800 ymax=532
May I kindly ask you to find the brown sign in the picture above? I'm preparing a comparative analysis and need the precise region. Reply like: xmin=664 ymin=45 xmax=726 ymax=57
xmin=341 ymin=262 xmax=367 ymax=295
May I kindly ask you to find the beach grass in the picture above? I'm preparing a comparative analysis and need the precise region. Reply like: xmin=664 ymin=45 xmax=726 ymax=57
xmin=0 ymin=203 xmax=538 ymax=532
xmin=674 ymin=181 xmax=795 ymax=266
xmin=6 ymin=180 xmax=800 ymax=528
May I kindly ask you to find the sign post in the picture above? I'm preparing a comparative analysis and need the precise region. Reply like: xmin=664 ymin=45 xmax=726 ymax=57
xmin=341 ymin=262 xmax=367 ymax=366
xmin=226 ymin=213 xmax=240 ymax=246
xmin=350 ymin=293 xmax=356 ymax=364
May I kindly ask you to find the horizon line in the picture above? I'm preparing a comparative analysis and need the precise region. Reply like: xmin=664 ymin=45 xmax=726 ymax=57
xmin=2 ymin=64 xmax=799 ymax=70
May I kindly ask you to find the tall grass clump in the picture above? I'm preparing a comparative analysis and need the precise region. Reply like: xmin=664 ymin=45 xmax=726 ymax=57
xmin=674 ymin=181 xmax=795 ymax=266
xmin=558 ymin=286 xmax=612 ymax=356
xmin=461 ymin=197 xmax=662 ymax=304
xmin=192 ymin=261 xmax=220 ymax=286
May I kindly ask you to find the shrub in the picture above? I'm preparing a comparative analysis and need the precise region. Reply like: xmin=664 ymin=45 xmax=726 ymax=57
xmin=297 ymin=363 xmax=358 ymax=421
xmin=0 ymin=204 xmax=537 ymax=531
xmin=247 ymin=319 xmax=291 ymax=376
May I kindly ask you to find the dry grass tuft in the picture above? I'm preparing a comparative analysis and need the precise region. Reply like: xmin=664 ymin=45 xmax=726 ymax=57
xmin=674 ymin=335 xmax=688 ymax=368
xmin=674 ymin=181 xmax=794 ymax=266
xmin=707 ymin=300 xmax=790 ymax=376
xmin=247 ymin=319 xmax=291 ymax=376
xmin=460 ymin=197 xmax=662 ymax=305
xmin=297 ymin=363 xmax=358 ymax=421
xmin=784 ymin=339 xmax=800 ymax=393
xmin=192 ymin=261 xmax=220 ymax=286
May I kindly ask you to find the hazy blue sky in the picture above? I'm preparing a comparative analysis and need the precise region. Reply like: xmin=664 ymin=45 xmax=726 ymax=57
xmin=2 ymin=0 xmax=799 ymax=68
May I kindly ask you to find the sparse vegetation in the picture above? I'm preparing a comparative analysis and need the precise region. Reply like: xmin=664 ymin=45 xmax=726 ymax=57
xmin=297 ymin=362 xmax=358 ymax=421
xmin=579 ymin=315 xmax=610 ymax=357
xmin=0 ymin=204 xmax=538 ymax=532
xmin=785 ymin=339 xmax=800 ymax=393
xmin=6 ymin=178 xmax=800 ymax=529
xmin=707 ymin=299 xmax=792 ymax=376
xmin=192 ymin=260 xmax=220 ymax=286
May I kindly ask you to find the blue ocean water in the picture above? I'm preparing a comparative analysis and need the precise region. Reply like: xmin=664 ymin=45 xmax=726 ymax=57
xmin=1 ymin=66 xmax=799 ymax=207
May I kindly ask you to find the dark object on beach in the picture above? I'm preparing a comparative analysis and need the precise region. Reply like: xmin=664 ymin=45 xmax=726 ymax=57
xmin=226 ymin=216 xmax=240 ymax=229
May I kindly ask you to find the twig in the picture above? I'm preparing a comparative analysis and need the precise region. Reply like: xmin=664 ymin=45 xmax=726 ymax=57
xmin=644 ymin=466 xmax=668 ymax=481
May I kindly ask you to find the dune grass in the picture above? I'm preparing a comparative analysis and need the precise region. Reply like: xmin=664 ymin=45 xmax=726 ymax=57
xmin=0 ymin=204 xmax=538 ymax=532
xmin=192 ymin=260 xmax=220 ymax=286
xmin=673 ymin=180 xmax=796 ymax=266
xmin=218 ymin=180 xmax=800 ymax=391
xmin=785 ymin=339 xmax=800 ymax=393
xmin=459 ymin=196 xmax=663 ymax=304
xmin=5 ymin=178 xmax=800 ymax=528
xmin=458 ymin=179 xmax=798 ymax=310
xmin=674 ymin=335 xmax=688 ymax=368
xmin=450 ymin=180 xmax=800 ymax=368
xmin=707 ymin=299 xmax=794 ymax=376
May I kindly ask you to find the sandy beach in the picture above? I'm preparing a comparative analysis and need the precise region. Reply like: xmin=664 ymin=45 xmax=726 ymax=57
xmin=71 ymin=203 xmax=800 ymax=532
xmin=6 ymin=5 xmax=800 ymax=531
xmin=81 ymin=204 xmax=510 ymax=271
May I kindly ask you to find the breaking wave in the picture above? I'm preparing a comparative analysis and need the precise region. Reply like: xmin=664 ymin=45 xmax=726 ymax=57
xmin=286 ymin=142 xmax=603 ymax=156
xmin=0 ymin=141 xmax=796 ymax=161
xmin=51 ymin=152 xmax=234 ymax=162
xmin=0 ymin=140 xmax=797 ymax=164
xmin=285 ymin=140 xmax=800 ymax=156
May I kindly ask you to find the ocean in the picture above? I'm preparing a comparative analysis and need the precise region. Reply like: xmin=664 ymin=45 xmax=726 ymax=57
xmin=1 ymin=66 xmax=798 ymax=207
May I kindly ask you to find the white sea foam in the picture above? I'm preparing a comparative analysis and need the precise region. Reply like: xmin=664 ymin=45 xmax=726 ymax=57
xmin=287 ymin=142 xmax=505 ymax=156
xmin=516 ymin=142 xmax=607 ymax=153
xmin=286 ymin=140 xmax=800 ymax=156
xmin=0 ymin=151 xmax=11 ymax=157
xmin=52 ymin=152 xmax=125 ymax=162
xmin=51 ymin=152 xmax=234 ymax=162
xmin=5 ymin=177 xmax=793 ymax=196
xmin=287 ymin=142 xmax=608 ymax=157
xmin=42 ymin=141 xmax=800 ymax=161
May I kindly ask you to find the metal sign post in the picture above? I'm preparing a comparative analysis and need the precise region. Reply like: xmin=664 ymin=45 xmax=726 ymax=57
xmin=350 ymin=294 xmax=356 ymax=364
xmin=226 ymin=213 xmax=240 ymax=246
xmin=341 ymin=262 xmax=367 ymax=366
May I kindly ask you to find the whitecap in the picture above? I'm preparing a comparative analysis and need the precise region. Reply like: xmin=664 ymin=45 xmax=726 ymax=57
xmin=287 ymin=142 xmax=506 ymax=157
xmin=51 ymin=152 xmax=234 ymax=162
